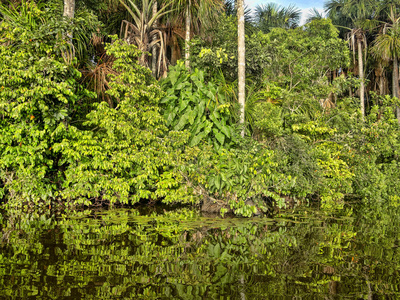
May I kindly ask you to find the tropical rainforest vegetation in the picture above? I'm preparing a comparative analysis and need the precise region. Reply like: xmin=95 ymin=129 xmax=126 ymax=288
xmin=1 ymin=0 xmax=400 ymax=216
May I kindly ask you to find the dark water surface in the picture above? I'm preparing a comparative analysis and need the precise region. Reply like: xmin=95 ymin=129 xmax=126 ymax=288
xmin=0 ymin=204 xmax=399 ymax=299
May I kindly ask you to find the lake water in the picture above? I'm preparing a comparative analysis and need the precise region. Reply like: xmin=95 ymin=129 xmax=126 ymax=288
xmin=0 ymin=204 xmax=399 ymax=299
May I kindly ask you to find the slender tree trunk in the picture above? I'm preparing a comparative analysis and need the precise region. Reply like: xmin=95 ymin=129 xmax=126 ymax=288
xmin=62 ymin=0 xmax=75 ymax=63
xmin=152 ymin=1 xmax=158 ymax=77
xmin=380 ymin=76 xmax=385 ymax=95
xmin=171 ymin=35 xmax=181 ymax=65
xmin=238 ymin=0 xmax=245 ymax=137
xmin=239 ymin=274 xmax=246 ymax=300
xmin=333 ymin=70 xmax=337 ymax=104
xmin=392 ymin=57 xmax=398 ymax=98
xmin=393 ymin=56 xmax=400 ymax=123
xmin=376 ymin=63 xmax=385 ymax=95
xmin=185 ymin=1 xmax=191 ymax=69
xmin=357 ymin=38 xmax=365 ymax=119
xmin=63 ymin=0 xmax=75 ymax=19
xmin=139 ymin=39 xmax=148 ymax=67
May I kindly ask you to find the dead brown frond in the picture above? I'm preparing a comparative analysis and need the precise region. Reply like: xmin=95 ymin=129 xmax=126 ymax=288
xmin=81 ymin=54 xmax=118 ymax=108
xmin=90 ymin=30 xmax=105 ymax=57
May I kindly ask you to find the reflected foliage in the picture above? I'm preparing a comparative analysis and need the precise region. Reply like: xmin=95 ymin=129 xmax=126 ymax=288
xmin=1 ymin=205 xmax=399 ymax=298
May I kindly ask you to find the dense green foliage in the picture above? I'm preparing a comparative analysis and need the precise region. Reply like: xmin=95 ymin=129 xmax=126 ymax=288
xmin=57 ymin=39 xmax=190 ymax=207
xmin=1 ymin=0 xmax=400 ymax=216
xmin=161 ymin=62 xmax=238 ymax=148
xmin=0 ymin=4 xmax=190 ymax=209
xmin=0 ymin=3 xmax=88 ymax=207
xmin=179 ymin=141 xmax=294 ymax=216
xmin=2 ymin=1 xmax=400 ymax=298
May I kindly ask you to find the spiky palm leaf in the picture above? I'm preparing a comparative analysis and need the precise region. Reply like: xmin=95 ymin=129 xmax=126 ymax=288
xmin=119 ymin=0 xmax=174 ymax=76
xmin=171 ymin=0 xmax=224 ymax=33
xmin=305 ymin=8 xmax=324 ymax=24
xmin=371 ymin=16 xmax=400 ymax=118
xmin=223 ymin=0 xmax=254 ymax=35
xmin=254 ymin=3 xmax=300 ymax=33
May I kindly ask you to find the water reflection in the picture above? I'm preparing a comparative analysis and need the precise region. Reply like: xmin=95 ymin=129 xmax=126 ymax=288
xmin=0 ymin=206 xmax=399 ymax=299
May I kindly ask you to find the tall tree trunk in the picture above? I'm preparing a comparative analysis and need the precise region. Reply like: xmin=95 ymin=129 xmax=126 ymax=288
xmin=333 ymin=70 xmax=337 ymax=104
xmin=63 ymin=0 xmax=75 ymax=19
xmin=152 ymin=1 xmax=158 ymax=77
xmin=357 ymin=38 xmax=365 ymax=119
xmin=380 ymin=76 xmax=385 ymax=95
xmin=63 ymin=0 xmax=75 ymax=63
xmin=238 ymin=0 xmax=245 ymax=136
xmin=139 ymin=39 xmax=148 ymax=67
xmin=185 ymin=1 xmax=191 ymax=69
xmin=376 ymin=62 xmax=385 ymax=95
xmin=393 ymin=56 xmax=400 ymax=123
xmin=171 ymin=35 xmax=181 ymax=65
xmin=392 ymin=57 xmax=398 ymax=98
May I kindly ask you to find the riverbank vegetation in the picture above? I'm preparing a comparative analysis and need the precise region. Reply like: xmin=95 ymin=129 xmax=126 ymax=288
xmin=1 ymin=0 xmax=400 ymax=216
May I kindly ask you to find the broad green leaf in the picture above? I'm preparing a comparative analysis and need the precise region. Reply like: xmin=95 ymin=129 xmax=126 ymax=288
xmin=204 ymin=121 xmax=213 ymax=135
xmin=191 ymin=121 xmax=204 ymax=135
xmin=176 ymin=81 xmax=187 ymax=90
xmin=190 ymin=132 xmax=207 ymax=146
xmin=209 ymin=112 xmax=224 ymax=133
xmin=220 ymin=125 xmax=231 ymax=138
xmin=198 ymin=100 xmax=206 ymax=117
xmin=213 ymin=129 xmax=225 ymax=145
xmin=188 ymin=107 xmax=197 ymax=125
xmin=173 ymin=112 xmax=189 ymax=131
xmin=170 ymin=71 xmax=179 ymax=86
xmin=179 ymin=100 xmax=189 ymax=112
xmin=214 ymin=242 xmax=221 ymax=257
xmin=166 ymin=107 xmax=178 ymax=125
xmin=212 ymin=110 xmax=220 ymax=119
xmin=160 ymin=95 xmax=177 ymax=104
xmin=215 ymin=176 xmax=220 ymax=190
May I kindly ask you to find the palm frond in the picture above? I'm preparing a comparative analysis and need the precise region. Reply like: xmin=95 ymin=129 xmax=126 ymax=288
xmin=305 ymin=8 xmax=324 ymax=24
xmin=254 ymin=2 xmax=300 ymax=33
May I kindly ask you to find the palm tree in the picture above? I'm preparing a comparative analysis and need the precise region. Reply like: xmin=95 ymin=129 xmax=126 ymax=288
xmin=172 ymin=0 xmax=224 ymax=69
xmin=372 ymin=6 xmax=400 ymax=122
xmin=237 ymin=0 xmax=245 ymax=136
xmin=119 ymin=0 xmax=173 ymax=76
xmin=325 ymin=0 xmax=378 ymax=119
xmin=254 ymin=3 xmax=300 ymax=33
xmin=224 ymin=0 xmax=254 ymax=34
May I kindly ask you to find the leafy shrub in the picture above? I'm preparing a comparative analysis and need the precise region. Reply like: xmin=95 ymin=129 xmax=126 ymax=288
xmin=332 ymin=99 xmax=400 ymax=206
xmin=161 ymin=62 xmax=239 ymax=149
xmin=0 ymin=4 xmax=91 ymax=208
xmin=252 ymin=102 xmax=283 ymax=138
xmin=253 ymin=92 xmax=354 ymax=209
xmin=178 ymin=140 xmax=295 ymax=217
xmin=190 ymin=15 xmax=271 ymax=81
xmin=57 ymin=38 xmax=191 ymax=207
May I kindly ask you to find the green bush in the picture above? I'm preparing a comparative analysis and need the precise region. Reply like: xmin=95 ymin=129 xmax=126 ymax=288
xmin=332 ymin=99 xmax=400 ymax=206
xmin=161 ymin=62 xmax=239 ymax=149
xmin=57 ymin=39 xmax=191 ymax=207
xmin=178 ymin=140 xmax=295 ymax=217
xmin=0 ymin=4 xmax=192 ymax=209
xmin=0 ymin=4 xmax=90 ymax=208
